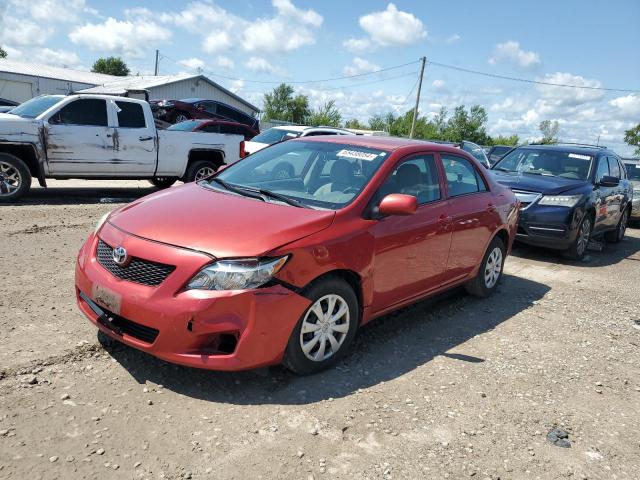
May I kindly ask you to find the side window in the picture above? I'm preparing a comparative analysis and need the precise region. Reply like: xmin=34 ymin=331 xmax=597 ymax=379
xmin=52 ymin=99 xmax=108 ymax=126
xmin=115 ymin=101 xmax=145 ymax=128
xmin=202 ymin=125 xmax=221 ymax=133
xmin=441 ymin=154 xmax=487 ymax=197
xmin=608 ymin=156 xmax=620 ymax=179
xmin=595 ymin=157 xmax=610 ymax=183
xmin=200 ymin=102 xmax=217 ymax=115
xmin=379 ymin=155 xmax=441 ymax=204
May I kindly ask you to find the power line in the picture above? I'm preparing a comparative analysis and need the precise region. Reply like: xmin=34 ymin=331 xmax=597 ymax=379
xmin=427 ymin=60 xmax=639 ymax=93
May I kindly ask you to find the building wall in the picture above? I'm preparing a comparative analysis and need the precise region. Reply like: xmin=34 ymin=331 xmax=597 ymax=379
xmin=147 ymin=79 xmax=257 ymax=116
xmin=0 ymin=72 xmax=96 ymax=102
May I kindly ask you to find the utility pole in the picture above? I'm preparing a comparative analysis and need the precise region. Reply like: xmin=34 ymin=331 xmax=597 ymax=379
xmin=410 ymin=56 xmax=426 ymax=139
xmin=154 ymin=50 xmax=159 ymax=76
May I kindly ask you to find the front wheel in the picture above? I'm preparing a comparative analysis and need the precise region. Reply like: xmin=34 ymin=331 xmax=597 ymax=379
xmin=604 ymin=208 xmax=628 ymax=244
xmin=465 ymin=236 xmax=506 ymax=297
xmin=283 ymin=278 xmax=358 ymax=375
xmin=564 ymin=215 xmax=592 ymax=260
xmin=149 ymin=177 xmax=177 ymax=189
xmin=0 ymin=153 xmax=31 ymax=203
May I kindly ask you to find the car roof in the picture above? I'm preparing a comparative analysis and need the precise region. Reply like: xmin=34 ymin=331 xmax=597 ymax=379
xmin=292 ymin=134 xmax=468 ymax=153
xmin=517 ymin=144 xmax=612 ymax=156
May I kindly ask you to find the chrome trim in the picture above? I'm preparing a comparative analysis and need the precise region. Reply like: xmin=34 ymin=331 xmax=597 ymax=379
xmin=511 ymin=189 xmax=542 ymax=210
xmin=528 ymin=226 xmax=565 ymax=232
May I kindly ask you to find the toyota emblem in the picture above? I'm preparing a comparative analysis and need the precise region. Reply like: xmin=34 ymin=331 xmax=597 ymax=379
xmin=112 ymin=246 xmax=129 ymax=266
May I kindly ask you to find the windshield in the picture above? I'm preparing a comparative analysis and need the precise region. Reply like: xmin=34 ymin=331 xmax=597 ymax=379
xmin=10 ymin=95 xmax=64 ymax=119
xmin=211 ymin=140 xmax=389 ymax=209
xmin=167 ymin=120 xmax=202 ymax=131
xmin=251 ymin=128 xmax=301 ymax=144
xmin=494 ymin=147 xmax=593 ymax=180
xmin=462 ymin=142 xmax=488 ymax=164
xmin=624 ymin=163 xmax=640 ymax=181
xmin=491 ymin=146 xmax=511 ymax=156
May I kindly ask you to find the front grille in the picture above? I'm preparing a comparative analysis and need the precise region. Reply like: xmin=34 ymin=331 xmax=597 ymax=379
xmin=512 ymin=189 xmax=541 ymax=210
xmin=96 ymin=240 xmax=175 ymax=287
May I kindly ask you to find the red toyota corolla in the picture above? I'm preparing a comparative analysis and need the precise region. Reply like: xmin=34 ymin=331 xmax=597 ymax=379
xmin=76 ymin=136 xmax=518 ymax=374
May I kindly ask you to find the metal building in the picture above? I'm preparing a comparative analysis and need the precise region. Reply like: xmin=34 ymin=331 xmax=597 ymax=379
xmin=0 ymin=59 xmax=259 ymax=116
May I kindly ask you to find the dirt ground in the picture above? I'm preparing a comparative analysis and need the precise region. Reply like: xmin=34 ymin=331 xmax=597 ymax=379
xmin=1 ymin=180 xmax=639 ymax=480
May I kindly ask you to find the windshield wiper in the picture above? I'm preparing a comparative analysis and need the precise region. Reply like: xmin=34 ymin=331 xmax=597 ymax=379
xmin=243 ymin=187 xmax=312 ymax=209
xmin=209 ymin=178 xmax=265 ymax=202
xmin=494 ymin=167 xmax=512 ymax=172
xmin=522 ymin=170 xmax=554 ymax=177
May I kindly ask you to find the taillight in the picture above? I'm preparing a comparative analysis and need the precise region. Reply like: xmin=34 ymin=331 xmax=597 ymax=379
xmin=240 ymin=141 xmax=246 ymax=158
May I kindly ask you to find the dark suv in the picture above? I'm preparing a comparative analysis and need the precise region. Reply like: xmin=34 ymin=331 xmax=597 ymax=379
xmin=491 ymin=144 xmax=633 ymax=259
xmin=151 ymin=98 xmax=259 ymax=132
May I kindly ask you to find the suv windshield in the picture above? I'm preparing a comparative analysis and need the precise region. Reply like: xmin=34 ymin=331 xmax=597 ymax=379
xmin=252 ymin=128 xmax=301 ymax=144
xmin=10 ymin=95 xmax=64 ymax=119
xmin=168 ymin=120 xmax=202 ymax=131
xmin=494 ymin=147 xmax=593 ymax=180
xmin=211 ymin=140 xmax=389 ymax=209
xmin=624 ymin=162 xmax=640 ymax=181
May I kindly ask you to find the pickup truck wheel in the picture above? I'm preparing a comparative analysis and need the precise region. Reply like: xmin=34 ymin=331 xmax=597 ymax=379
xmin=0 ymin=153 xmax=31 ymax=203
xmin=185 ymin=161 xmax=218 ymax=183
xmin=149 ymin=177 xmax=177 ymax=189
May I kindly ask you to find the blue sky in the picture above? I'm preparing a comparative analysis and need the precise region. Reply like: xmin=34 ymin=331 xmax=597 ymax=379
xmin=1 ymin=0 xmax=639 ymax=154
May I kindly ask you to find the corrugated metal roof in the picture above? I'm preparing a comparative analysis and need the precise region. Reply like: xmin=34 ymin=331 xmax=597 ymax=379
xmin=0 ymin=59 xmax=120 ymax=85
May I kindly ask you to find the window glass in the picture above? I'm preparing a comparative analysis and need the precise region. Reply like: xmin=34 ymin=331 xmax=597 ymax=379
xmin=167 ymin=120 xmax=201 ymax=131
xmin=203 ymin=125 xmax=221 ymax=133
xmin=53 ymin=99 xmax=108 ymax=126
xmin=623 ymin=163 xmax=640 ymax=180
xmin=251 ymin=128 xmax=300 ymax=144
xmin=495 ymin=148 xmax=593 ymax=180
xmin=10 ymin=95 xmax=64 ymax=119
xmin=379 ymin=155 xmax=441 ymax=204
xmin=200 ymin=102 xmax=217 ymax=114
xmin=595 ymin=157 xmax=610 ymax=183
xmin=607 ymin=156 xmax=620 ymax=178
xmin=442 ymin=154 xmax=486 ymax=197
xmin=115 ymin=101 xmax=145 ymax=128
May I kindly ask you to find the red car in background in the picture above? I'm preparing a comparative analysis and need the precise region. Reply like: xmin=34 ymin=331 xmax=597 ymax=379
xmin=76 ymin=136 xmax=518 ymax=375
xmin=168 ymin=119 xmax=257 ymax=141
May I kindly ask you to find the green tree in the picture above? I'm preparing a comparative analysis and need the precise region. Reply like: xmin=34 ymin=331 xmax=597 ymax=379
xmin=539 ymin=120 xmax=559 ymax=144
xmin=488 ymin=134 xmax=519 ymax=146
xmin=308 ymin=100 xmax=342 ymax=127
xmin=444 ymin=105 xmax=489 ymax=144
xmin=344 ymin=118 xmax=364 ymax=129
xmin=0 ymin=47 xmax=7 ymax=59
xmin=624 ymin=123 xmax=640 ymax=156
xmin=368 ymin=114 xmax=388 ymax=131
xmin=262 ymin=83 xmax=310 ymax=123
xmin=91 ymin=57 xmax=130 ymax=76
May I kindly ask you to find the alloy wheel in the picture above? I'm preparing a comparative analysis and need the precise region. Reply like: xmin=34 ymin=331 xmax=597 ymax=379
xmin=299 ymin=294 xmax=350 ymax=362
xmin=484 ymin=247 xmax=503 ymax=289
xmin=576 ymin=218 xmax=591 ymax=256
xmin=194 ymin=166 xmax=215 ymax=181
xmin=0 ymin=161 xmax=22 ymax=197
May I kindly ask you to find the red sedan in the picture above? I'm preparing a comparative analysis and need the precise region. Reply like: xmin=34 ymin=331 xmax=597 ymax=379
xmin=167 ymin=119 xmax=258 ymax=141
xmin=76 ymin=136 xmax=519 ymax=374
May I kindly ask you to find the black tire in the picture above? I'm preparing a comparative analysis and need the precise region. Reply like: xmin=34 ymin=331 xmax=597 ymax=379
xmin=0 ymin=153 xmax=31 ymax=203
xmin=465 ymin=236 xmax=506 ymax=298
xmin=604 ymin=207 xmax=629 ymax=244
xmin=149 ymin=177 xmax=178 ymax=189
xmin=283 ymin=277 xmax=359 ymax=375
xmin=184 ymin=161 xmax=219 ymax=183
xmin=564 ymin=214 xmax=592 ymax=260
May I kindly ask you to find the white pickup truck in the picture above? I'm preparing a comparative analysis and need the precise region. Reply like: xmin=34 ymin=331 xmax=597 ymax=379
xmin=0 ymin=94 xmax=245 ymax=202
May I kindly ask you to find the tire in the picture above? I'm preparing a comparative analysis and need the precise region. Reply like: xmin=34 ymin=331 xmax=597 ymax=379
xmin=184 ymin=161 xmax=218 ymax=183
xmin=465 ymin=236 xmax=506 ymax=298
xmin=564 ymin=214 xmax=592 ymax=260
xmin=283 ymin=277 xmax=359 ymax=375
xmin=149 ymin=177 xmax=177 ymax=189
xmin=604 ymin=207 xmax=629 ymax=244
xmin=0 ymin=153 xmax=31 ymax=203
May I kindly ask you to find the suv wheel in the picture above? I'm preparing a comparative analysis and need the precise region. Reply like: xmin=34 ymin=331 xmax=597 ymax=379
xmin=605 ymin=208 xmax=628 ymax=244
xmin=0 ymin=153 xmax=31 ymax=203
xmin=284 ymin=278 xmax=358 ymax=375
xmin=564 ymin=215 xmax=592 ymax=260
xmin=149 ymin=177 xmax=177 ymax=189
xmin=465 ymin=236 xmax=506 ymax=297
xmin=185 ymin=161 xmax=218 ymax=183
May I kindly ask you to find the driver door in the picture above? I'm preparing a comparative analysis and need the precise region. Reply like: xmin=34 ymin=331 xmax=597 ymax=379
xmin=45 ymin=98 xmax=115 ymax=175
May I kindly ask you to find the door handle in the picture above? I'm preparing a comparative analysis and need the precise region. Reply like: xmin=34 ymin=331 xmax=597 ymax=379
xmin=139 ymin=136 xmax=153 ymax=141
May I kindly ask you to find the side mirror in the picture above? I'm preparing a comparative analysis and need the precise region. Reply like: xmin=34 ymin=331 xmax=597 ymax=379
xmin=378 ymin=194 xmax=418 ymax=216
xmin=283 ymin=133 xmax=298 ymax=141
xmin=599 ymin=175 xmax=619 ymax=187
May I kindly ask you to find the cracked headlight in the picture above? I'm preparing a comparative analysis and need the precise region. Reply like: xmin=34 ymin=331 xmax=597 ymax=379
xmin=186 ymin=256 xmax=289 ymax=291
xmin=538 ymin=194 xmax=583 ymax=207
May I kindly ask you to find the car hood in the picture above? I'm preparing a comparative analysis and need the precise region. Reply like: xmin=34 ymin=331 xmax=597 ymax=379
xmin=107 ymin=183 xmax=336 ymax=258
xmin=490 ymin=170 xmax=589 ymax=194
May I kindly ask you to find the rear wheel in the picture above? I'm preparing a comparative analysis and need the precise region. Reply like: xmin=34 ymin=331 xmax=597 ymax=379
xmin=465 ymin=236 xmax=506 ymax=297
xmin=284 ymin=278 xmax=358 ymax=375
xmin=0 ymin=153 xmax=31 ymax=203
xmin=185 ymin=161 xmax=218 ymax=183
xmin=149 ymin=177 xmax=177 ymax=189
xmin=605 ymin=208 xmax=628 ymax=244
xmin=564 ymin=214 xmax=592 ymax=260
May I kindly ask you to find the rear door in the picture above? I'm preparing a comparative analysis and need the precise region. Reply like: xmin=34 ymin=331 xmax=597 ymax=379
xmin=593 ymin=156 xmax=616 ymax=232
xmin=111 ymin=100 xmax=157 ymax=175
xmin=439 ymin=153 xmax=495 ymax=280
xmin=45 ymin=98 xmax=115 ymax=175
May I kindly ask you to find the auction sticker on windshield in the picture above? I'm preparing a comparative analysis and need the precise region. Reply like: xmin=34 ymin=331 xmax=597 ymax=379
xmin=568 ymin=153 xmax=591 ymax=160
xmin=336 ymin=149 xmax=382 ymax=161
xmin=92 ymin=283 xmax=122 ymax=315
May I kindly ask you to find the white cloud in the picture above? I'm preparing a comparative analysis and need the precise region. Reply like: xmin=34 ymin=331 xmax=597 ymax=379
xmin=179 ymin=57 xmax=205 ymax=70
xmin=217 ymin=56 xmax=235 ymax=70
xmin=488 ymin=41 xmax=540 ymax=69
xmin=244 ymin=56 xmax=285 ymax=76
xmin=359 ymin=3 xmax=426 ymax=47
xmin=23 ymin=0 xmax=93 ymax=23
xmin=535 ymin=72 xmax=604 ymax=108
xmin=69 ymin=18 xmax=172 ymax=58
xmin=431 ymin=79 xmax=446 ymax=90
xmin=0 ymin=16 xmax=53 ymax=46
xmin=342 ymin=38 xmax=372 ymax=53
xmin=609 ymin=94 xmax=640 ymax=120
xmin=229 ymin=79 xmax=244 ymax=94
xmin=445 ymin=33 xmax=461 ymax=44
xmin=343 ymin=57 xmax=380 ymax=76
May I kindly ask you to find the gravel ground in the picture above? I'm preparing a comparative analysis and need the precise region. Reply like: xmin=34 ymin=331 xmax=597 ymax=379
xmin=1 ymin=180 xmax=639 ymax=480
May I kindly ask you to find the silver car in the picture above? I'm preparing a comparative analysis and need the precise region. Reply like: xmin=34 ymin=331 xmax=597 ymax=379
xmin=623 ymin=158 xmax=640 ymax=219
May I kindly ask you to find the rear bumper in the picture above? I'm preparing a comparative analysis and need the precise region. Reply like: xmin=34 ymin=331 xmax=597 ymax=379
xmin=75 ymin=227 xmax=310 ymax=371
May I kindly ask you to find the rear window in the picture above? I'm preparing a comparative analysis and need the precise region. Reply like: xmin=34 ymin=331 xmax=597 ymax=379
xmin=115 ymin=101 xmax=146 ymax=128
xmin=252 ymin=128 xmax=300 ymax=144
xmin=168 ymin=120 xmax=202 ymax=131
xmin=624 ymin=163 xmax=640 ymax=180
